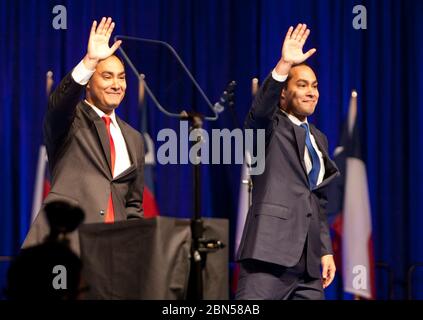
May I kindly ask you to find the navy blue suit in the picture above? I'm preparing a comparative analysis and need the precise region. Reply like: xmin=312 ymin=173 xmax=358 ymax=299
xmin=236 ymin=74 xmax=339 ymax=299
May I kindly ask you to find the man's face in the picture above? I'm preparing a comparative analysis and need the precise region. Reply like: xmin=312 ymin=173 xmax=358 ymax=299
xmin=86 ymin=56 xmax=126 ymax=114
xmin=280 ymin=65 xmax=319 ymax=121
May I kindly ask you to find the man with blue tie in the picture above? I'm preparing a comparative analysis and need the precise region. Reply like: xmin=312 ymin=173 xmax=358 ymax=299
xmin=236 ymin=23 xmax=339 ymax=299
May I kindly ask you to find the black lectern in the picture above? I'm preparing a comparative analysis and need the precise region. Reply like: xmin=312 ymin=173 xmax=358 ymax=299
xmin=78 ymin=217 xmax=228 ymax=300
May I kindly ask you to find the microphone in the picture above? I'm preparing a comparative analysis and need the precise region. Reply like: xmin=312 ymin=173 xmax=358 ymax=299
xmin=213 ymin=81 xmax=236 ymax=113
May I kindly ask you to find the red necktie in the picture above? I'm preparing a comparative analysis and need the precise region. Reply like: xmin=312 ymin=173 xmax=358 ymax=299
xmin=102 ymin=116 xmax=115 ymax=223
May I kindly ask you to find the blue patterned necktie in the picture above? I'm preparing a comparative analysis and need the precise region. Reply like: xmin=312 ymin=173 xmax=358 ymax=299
xmin=300 ymin=123 xmax=321 ymax=189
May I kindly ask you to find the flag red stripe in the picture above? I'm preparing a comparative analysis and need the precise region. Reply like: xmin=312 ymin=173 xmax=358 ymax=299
xmin=42 ymin=180 xmax=51 ymax=199
xmin=368 ymin=235 xmax=376 ymax=299
xmin=143 ymin=186 xmax=160 ymax=218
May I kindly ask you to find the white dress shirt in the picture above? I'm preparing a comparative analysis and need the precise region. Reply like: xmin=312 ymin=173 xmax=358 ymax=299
xmin=72 ymin=60 xmax=132 ymax=178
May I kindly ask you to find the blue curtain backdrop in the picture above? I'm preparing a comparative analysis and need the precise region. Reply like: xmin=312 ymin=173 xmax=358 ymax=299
xmin=0 ymin=0 xmax=422 ymax=299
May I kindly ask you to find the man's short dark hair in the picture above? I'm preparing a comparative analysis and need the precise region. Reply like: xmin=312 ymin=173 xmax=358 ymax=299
xmin=98 ymin=54 xmax=125 ymax=69
xmin=282 ymin=62 xmax=315 ymax=89
xmin=114 ymin=54 xmax=125 ymax=69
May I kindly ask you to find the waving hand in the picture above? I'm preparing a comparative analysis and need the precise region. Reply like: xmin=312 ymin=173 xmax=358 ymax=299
xmin=275 ymin=23 xmax=316 ymax=75
xmin=83 ymin=17 xmax=122 ymax=70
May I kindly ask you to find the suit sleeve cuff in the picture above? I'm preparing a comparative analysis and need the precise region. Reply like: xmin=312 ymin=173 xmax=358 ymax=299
xmin=271 ymin=69 xmax=288 ymax=82
xmin=71 ymin=60 xmax=95 ymax=85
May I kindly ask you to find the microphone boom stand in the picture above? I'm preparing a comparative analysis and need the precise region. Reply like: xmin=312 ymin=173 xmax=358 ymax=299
xmin=115 ymin=36 xmax=232 ymax=300
xmin=181 ymin=111 xmax=224 ymax=301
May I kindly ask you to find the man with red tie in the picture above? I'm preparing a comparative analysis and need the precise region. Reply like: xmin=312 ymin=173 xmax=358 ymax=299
xmin=23 ymin=17 xmax=145 ymax=254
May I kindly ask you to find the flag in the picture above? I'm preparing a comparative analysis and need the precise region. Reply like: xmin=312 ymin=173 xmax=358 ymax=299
xmin=139 ymin=75 xmax=160 ymax=217
xmin=141 ymin=132 xmax=160 ymax=217
xmin=231 ymin=78 xmax=258 ymax=294
xmin=328 ymin=90 xmax=375 ymax=299
xmin=231 ymin=151 xmax=252 ymax=294
xmin=234 ymin=151 xmax=252 ymax=254
xmin=31 ymin=145 xmax=51 ymax=222
xmin=31 ymin=71 xmax=54 ymax=222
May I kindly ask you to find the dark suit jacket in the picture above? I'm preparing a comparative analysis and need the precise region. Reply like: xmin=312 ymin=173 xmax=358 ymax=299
xmin=236 ymin=74 xmax=339 ymax=278
xmin=23 ymin=72 xmax=145 ymax=254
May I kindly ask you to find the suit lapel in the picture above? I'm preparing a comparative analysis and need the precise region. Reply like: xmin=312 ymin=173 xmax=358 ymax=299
xmin=291 ymin=122 xmax=308 ymax=178
xmin=309 ymin=124 xmax=340 ymax=189
xmin=309 ymin=124 xmax=328 ymax=158
xmin=113 ymin=164 xmax=136 ymax=181
xmin=93 ymin=118 xmax=113 ymax=176
xmin=81 ymin=102 xmax=113 ymax=177
xmin=278 ymin=112 xmax=309 ymax=180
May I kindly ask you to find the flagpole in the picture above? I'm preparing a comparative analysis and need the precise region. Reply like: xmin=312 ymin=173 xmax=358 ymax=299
xmin=138 ymin=74 xmax=146 ymax=108
xmin=46 ymin=70 xmax=54 ymax=98
xmin=251 ymin=77 xmax=259 ymax=97
xmin=31 ymin=71 xmax=54 ymax=222
xmin=244 ymin=78 xmax=259 ymax=207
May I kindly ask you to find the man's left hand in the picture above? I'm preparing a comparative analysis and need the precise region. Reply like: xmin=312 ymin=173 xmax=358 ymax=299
xmin=321 ymin=254 xmax=336 ymax=289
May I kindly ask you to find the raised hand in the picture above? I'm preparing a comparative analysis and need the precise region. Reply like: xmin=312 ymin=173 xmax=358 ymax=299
xmin=275 ymin=23 xmax=316 ymax=75
xmin=282 ymin=23 xmax=316 ymax=64
xmin=83 ymin=17 xmax=122 ymax=70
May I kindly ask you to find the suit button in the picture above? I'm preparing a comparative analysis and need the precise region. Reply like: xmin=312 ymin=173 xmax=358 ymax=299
xmin=100 ymin=210 xmax=105 ymax=216
xmin=306 ymin=213 xmax=312 ymax=217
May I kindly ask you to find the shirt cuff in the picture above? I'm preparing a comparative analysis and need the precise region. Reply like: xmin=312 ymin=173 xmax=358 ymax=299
xmin=71 ymin=60 xmax=95 ymax=85
xmin=271 ymin=69 xmax=288 ymax=82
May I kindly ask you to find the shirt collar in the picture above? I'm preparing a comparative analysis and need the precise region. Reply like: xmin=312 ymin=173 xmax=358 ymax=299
xmin=84 ymin=99 xmax=118 ymax=127
xmin=281 ymin=109 xmax=308 ymax=127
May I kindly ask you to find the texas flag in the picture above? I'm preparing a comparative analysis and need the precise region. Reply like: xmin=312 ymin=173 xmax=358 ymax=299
xmin=31 ymin=145 xmax=51 ymax=222
xmin=140 ymin=132 xmax=160 ymax=217
xmin=139 ymin=76 xmax=160 ymax=218
xmin=231 ymin=150 xmax=252 ymax=295
xmin=31 ymin=71 xmax=54 ymax=222
xmin=327 ymin=90 xmax=376 ymax=299
xmin=232 ymin=79 xmax=258 ymax=295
